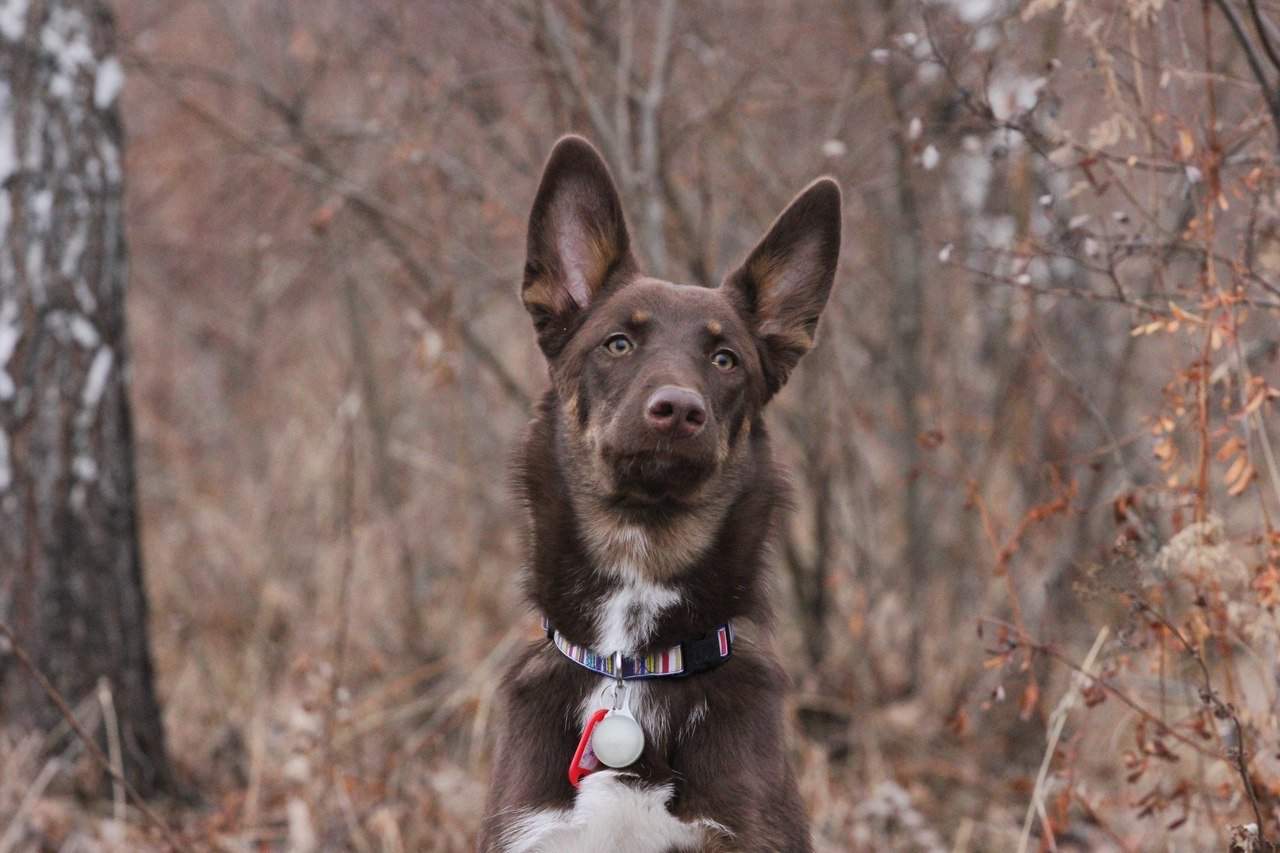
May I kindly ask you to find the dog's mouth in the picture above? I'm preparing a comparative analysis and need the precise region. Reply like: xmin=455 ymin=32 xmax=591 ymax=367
xmin=601 ymin=446 xmax=716 ymax=506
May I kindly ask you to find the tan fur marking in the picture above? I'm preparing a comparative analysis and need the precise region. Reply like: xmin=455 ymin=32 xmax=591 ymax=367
xmin=715 ymin=430 xmax=731 ymax=465
xmin=581 ymin=421 xmax=604 ymax=451
xmin=582 ymin=231 xmax=619 ymax=292
xmin=522 ymin=275 xmax=577 ymax=317
xmin=631 ymin=309 xmax=651 ymax=325
xmin=525 ymin=223 xmax=619 ymax=315
xmin=759 ymin=321 xmax=816 ymax=355
xmin=562 ymin=391 xmax=580 ymax=425
xmin=748 ymin=253 xmax=785 ymax=296
xmin=706 ymin=319 xmax=722 ymax=336
xmin=578 ymin=495 xmax=730 ymax=580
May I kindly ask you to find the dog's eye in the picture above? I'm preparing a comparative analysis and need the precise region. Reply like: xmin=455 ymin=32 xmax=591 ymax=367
xmin=604 ymin=334 xmax=634 ymax=356
xmin=711 ymin=349 xmax=738 ymax=371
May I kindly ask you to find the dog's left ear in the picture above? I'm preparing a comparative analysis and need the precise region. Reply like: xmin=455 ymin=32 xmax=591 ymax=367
xmin=523 ymin=135 xmax=635 ymax=357
xmin=723 ymin=178 xmax=842 ymax=395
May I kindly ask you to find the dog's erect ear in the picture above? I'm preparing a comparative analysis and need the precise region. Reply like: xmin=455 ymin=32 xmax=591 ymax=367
xmin=523 ymin=136 xmax=634 ymax=356
xmin=723 ymin=178 xmax=841 ymax=395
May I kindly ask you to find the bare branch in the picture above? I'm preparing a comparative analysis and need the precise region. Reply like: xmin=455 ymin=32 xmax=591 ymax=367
xmin=539 ymin=0 xmax=623 ymax=164
xmin=638 ymin=0 xmax=677 ymax=275
xmin=1212 ymin=0 xmax=1280 ymax=149
xmin=615 ymin=0 xmax=635 ymax=186
xmin=124 ymin=51 xmax=532 ymax=409
xmin=1248 ymin=0 xmax=1280 ymax=73
xmin=1130 ymin=599 xmax=1270 ymax=845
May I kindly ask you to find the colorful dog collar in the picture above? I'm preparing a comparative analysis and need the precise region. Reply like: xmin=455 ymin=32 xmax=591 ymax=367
xmin=542 ymin=617 xmax=733 ymax=679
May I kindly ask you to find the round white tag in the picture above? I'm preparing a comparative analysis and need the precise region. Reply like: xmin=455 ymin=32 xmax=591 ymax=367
xmin=590 ymin=710 xmax=645 ymax=768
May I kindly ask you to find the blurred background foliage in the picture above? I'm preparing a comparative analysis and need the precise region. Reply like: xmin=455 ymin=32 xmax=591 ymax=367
xmin=5 ymin=0 xmax=1280 ymax=850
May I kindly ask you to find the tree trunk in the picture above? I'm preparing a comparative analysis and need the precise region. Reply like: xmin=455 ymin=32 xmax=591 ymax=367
xmin=0 ymin=0 xmax=170 ymax=796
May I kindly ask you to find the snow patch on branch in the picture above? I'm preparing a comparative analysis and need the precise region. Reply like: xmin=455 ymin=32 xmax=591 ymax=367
xmin=0 ymin=300 xmax=18 ymax=401
xmin=61 ymin=220 xmax=87 ymax=278
xmin=987 ymin=73 xmax=1046 ymax=122
xmin=72 ymin=454 xmax=97 ymax=482
xmin=41 ymin=7 xmax=94 ymax=101
xmin=68 ymin=339 xmax=113 ymax=501
xmin=74 ymin=280 xmax=97 ymax=313
xmin=0 ymin=80 xmax=14 ymax=186
xmin=30 ymin=188 xmax=52 ymax=224
xmin=69 ymin=313 xmax=98 ymax=348
xmin=94 ymin=57 xmax=124 ymax=110
xmin=0 ymin=0 xmax=27 ymax=43
xmin=25 ymin=190 xmax=51 ymax=304
xmin=81 ymin=346 xmax=113 ymax=412
xmin=0 ymin=194 xmax=11 ymax=304
xmin=99 ymin=135 xmax=121 ymax=183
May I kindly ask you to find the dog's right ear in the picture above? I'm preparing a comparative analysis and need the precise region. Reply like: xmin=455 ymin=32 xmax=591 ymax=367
xmin=522 ymin=136 xmax=634 ymax=357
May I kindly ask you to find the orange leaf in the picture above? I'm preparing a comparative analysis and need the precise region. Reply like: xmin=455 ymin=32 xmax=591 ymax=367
xmin=1224 ymin=453 xmax=1248 ymax=487
xmin=1019 ymin=681 xmax=1041 ymax=721
xmin=1168 ymin=302 xmax=1204 ymax=324
xmin=1177 ymin=129 xmax=1195 ymax=160
xmin=1216 ymin=437 xmax=1243 ymax=462
xmin=1228 ymin=463 xmax=1255 ymax=496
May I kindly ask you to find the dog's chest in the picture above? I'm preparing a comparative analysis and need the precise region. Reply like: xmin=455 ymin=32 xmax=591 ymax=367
xmin=499 ymin=772 xmax=711 ymax=852
xmin=508 ymin=656 xmax=714 ymax=853
xmin=583 ymin=578 xmax=683 ymax=738
xmin=593 ymin=576 xmax=681 ymax=655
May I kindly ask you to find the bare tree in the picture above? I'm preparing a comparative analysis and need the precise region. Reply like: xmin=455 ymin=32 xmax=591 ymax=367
xmin=0 ymin=0 xmax=169 ymax=796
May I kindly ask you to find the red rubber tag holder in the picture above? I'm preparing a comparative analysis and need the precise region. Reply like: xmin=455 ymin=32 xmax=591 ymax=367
xmin=568 ymin=708 xmax=608 ymax=788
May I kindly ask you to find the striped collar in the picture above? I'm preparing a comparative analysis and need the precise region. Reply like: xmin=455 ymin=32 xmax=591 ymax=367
xmin=542 ymin=617 xmax=734 ymax=680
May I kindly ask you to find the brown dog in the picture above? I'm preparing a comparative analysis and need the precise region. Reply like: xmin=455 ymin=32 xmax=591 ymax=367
xmin=479 ymin=135 xmax=840 ymax=852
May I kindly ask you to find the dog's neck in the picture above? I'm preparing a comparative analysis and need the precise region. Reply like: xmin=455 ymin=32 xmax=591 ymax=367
xmin=519 ymin=392 xmax=781 ymax=654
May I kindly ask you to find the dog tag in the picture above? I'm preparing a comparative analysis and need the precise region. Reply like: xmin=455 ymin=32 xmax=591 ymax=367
xmin=591 ymin=708 xmax=645 ymax=768
xmin=569 ymin=708 xmax=608 ymax=787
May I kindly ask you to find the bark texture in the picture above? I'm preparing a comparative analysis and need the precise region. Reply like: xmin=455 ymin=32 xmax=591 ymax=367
xmin=0 ymin=0 xmax=170 ymax=796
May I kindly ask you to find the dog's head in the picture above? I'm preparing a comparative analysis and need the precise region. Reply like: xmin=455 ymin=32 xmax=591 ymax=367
xmin=522 ymin=136 xmax=840 ymax=531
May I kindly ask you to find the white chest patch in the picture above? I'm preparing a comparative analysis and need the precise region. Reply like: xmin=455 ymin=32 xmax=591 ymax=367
xmin=498 ymin=772 xmax=721 ymax=853
xmin=595 ymin=577 xmax=681 ymax=655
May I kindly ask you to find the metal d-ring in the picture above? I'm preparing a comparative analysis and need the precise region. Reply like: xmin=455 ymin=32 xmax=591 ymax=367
xmin=611 ymin=651 xmax=625 ymax=710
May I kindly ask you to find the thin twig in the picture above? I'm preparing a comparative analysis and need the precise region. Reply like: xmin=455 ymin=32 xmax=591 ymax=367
xmin=638 ymin=0 xmax=676 ymax=274
xmin=539 ymin=0 xmax=623 ymax=165
xmin=614 ymin=0 xmax=634 ymax=187
xmin=1131 ymin=599 xmax=1271 ymax=845
xmin=96 ymin=678 xmax=127 ymax=829
xmin=0 ymin=624 xmax=187 ymax=852
xmin=982 ymin=618 xmax=1221 ymax=762
xmin=1247 ymin=0 xmax=1280 ymax=73
xmin=1212 ymin=0 xmax=1280 ymax=150
xmin=318 ymin=393 xmax=360 ymax=820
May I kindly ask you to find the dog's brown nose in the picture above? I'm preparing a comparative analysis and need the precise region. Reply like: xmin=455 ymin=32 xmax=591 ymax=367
xmin=645 ymin=386 xmax=707 ymax=439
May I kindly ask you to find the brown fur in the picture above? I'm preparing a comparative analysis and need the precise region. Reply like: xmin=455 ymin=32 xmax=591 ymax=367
xmin=480 ymin=136 xmax=841 ymax=852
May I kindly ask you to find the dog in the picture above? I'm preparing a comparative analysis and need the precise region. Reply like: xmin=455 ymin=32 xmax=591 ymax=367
xmin=479 ymin=135 xmax=841 ymax=852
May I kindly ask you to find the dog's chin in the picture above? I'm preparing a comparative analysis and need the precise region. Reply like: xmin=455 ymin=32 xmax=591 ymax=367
xmin=600 ymin=449 xmax=715 ymax=516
